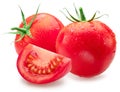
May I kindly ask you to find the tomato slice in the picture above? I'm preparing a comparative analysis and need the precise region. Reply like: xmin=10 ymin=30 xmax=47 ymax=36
xmin=17 ymin=44 xmax=71 ymax=84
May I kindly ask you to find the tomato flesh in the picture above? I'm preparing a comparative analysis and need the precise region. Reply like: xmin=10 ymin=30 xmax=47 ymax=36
xmin=17 ymin=44 xmax=71 ymax=84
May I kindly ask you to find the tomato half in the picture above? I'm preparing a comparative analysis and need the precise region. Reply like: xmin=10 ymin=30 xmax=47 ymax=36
xmin=17 ymin=44 xmax=71 ymax=84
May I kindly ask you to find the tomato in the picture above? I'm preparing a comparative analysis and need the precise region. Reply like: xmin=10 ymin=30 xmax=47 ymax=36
xmin=11 ymin=6 xmax=64 ymax=54
xmin=17 ymin=44 xmax=71 ymax=84
xmin=56 ymin=7 xmax=116 ymax=77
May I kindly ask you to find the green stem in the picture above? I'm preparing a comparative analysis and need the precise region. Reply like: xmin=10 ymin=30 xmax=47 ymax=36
xmin=79 ymin=7 xmax=86 ymax=21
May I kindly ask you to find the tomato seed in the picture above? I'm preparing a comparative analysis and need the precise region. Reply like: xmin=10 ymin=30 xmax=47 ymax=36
xmin=27 ymin=58 xmax=32 ymax=63
xmin=28 ymin=54 xmax=34 ymax=60
xmin=47 ymin=68 xmax=51 ymax=74
xmin=33 ymin=67 xmax=38 ymax=73
xmin=56 ymin=56 xmax=62 ymax=62
xmin=30 ymin=66 xmax=36 ymax=71
xmin=42 ymin=69 xmax=46 ymax=74
xmin=37 ymin=70 xmax=42 ymax=74
xmin=50 ymin=64 xmax=55 ymax=70
xmin=27 ymin=63 xmax=33 ymax=68
xmin=52 ymin=60 xmax=57 ymax=66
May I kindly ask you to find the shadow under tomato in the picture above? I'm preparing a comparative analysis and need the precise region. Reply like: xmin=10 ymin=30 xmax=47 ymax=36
xmin=67 ymin=72 xmax=106 ymax=82
xmin=20 ymin=78 xmax=65 ymax=88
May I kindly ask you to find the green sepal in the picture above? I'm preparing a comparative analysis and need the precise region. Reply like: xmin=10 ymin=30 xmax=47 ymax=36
xmin=10 ymin=5 xmax=40 ymax=41
xmin=62 ymin=4 xmax=108 ymax=22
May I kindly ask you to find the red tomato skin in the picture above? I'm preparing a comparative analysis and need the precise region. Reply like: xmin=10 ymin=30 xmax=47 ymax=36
xmin=17 ymin=44 xmax=71 ymax=84
xmin=56 ymin=21 xmax=116 ymax=77
xmin=15 ymin=13 xmax=64 ymax=54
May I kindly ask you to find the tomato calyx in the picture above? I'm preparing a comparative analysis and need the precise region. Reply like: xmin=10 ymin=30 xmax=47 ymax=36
xmin=61 ymin=4 xmax=108 ymax=22
xmin=10 ymin=5 xmax=40 ymax=41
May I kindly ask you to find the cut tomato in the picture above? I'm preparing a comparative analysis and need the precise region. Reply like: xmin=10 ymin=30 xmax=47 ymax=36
xmin=17 ymin=44 xmax=71 ymax=84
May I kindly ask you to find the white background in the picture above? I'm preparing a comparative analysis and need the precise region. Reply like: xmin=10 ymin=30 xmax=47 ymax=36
xmin=0 ymin=0 xmax=120 ymax=92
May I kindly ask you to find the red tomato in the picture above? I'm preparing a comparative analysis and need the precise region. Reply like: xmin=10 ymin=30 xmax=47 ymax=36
xmin=11 ymin=7 xmax=64 ymax=54
xmin=56 ymin=7 xmax=116 ymax=77
xmin=17 ymin=44 xmax=71 ymax=84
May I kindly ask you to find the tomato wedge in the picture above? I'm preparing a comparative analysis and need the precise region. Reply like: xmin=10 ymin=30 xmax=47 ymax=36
xmin=17 ymin=44 xmax=71 ymax=84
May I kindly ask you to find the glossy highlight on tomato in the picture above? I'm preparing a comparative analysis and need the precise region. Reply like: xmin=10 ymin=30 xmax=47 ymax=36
xmin=17 ymin=44 xmax=71 ymax=84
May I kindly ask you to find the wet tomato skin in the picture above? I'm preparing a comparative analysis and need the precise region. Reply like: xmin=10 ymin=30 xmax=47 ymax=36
xmin=17 ymin=44 xmax=71 ymax=84
xmin=15 ymin=13 xmax=64 ymax=54
xmin=56 ymin=21 xmax=116 ymax=77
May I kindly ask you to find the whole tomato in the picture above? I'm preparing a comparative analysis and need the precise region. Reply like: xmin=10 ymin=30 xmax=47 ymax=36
xmin=11 ymin=6 xmax=64 ymax=54
xmin=56 ymin=7 xmax=116 ymax=77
